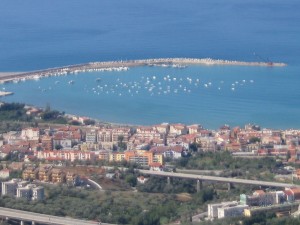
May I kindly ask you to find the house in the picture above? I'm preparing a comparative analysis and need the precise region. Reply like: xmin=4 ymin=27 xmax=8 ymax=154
xmin=109 ymin=152 xmax=125 ymax=162
xmin=85 ymin=129 xmax=98 ymax=144
xmin=38 ymin=166 xmax=51 ymax=182
xmin=187 ymin=124 xmax=203 ymax=134
xmin=0 ymin=169 xmax=10 ymax=179
xmin=22 ymin=167 xmax=38 ymax=180
xmin=21 ymin=127 xmax=40 ymax=141
xmin=51 ymin=168 xmax=65 ymax=183
xmin=41 ymin=135 xmax=53 ymax=150
xmin=153 ymin=123 xmax=170 ymax=134
xmin=169 ymin=124 xmax=188 ymax=136
xmin=149 ymin=162 xmax=163 ymax=171
xmin=150 ymin=146 xmax=183 ymax=159
xmin=66 ymin=172 xmax=80 ymax=186
xmin=137 ymin=176 xmax=148 ymax=184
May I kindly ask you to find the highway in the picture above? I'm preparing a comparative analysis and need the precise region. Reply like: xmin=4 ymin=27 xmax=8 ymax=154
xmin=0 ymin=207 xmax=114 ymax=225
xmin=138 ymin=170 xmax=300 ymax=188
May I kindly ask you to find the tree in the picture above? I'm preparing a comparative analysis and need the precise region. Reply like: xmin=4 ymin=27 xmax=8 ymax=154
xmin=84 ymin=119 xmax=95 ymax=126
xmin=189 ymin=142 xmax=200 ymax=152
xmin=55 ymin=144 xmax=63 ymax=150
xmin=249 ymin=137 xmax=261 ymax=144
xmin=125 ymin=174 xmax=137 ymax=187
xmin=118 ymin=135 xmax=127 ymax=151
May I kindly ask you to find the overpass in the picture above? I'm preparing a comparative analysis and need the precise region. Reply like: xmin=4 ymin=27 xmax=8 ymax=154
xmin=0 ymin=207 xmax=114 ymax=225
xmin=138 ymin=169 xmax=299 ymax=191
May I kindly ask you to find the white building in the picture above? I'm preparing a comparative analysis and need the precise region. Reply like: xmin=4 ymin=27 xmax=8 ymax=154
xmin=32 ymin=186 xmax=45 ymax=201
xmin=86 ymin=130 xmax=97 ymax=144
xmin=218 ymin=205 xmax=249 ymax=218
xmin=2 ymin=179 xmax=44 ymax=201
xmin=1 ymin=179 xmax=18 ymax=196
xmin=21 ymin=127 xmax=40 ymax=140
xmin=0 ymin=169 xmax=10 ymax=179
xmin=17 ymin=186 xmax=32 ymax=200
xmin=169 ymin=124 xmax=188 ymax=136
xmin=208 ymin=201 xmax=238 ymax=219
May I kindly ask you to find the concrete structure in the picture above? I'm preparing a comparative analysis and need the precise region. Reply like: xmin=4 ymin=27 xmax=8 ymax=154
xmin=244 ymin=202 xmax=299 ymax=217
xmin=0 ymin=169 xmax=10 ymax=179
xmin=21 ymin=127 xmax=39 ymax=141
xmin=138 ymin=170 xmax=300 ymax=189
xmin=1 ymin=179 xmax=18 ymax=196
xmin=17 ymin=186 xmax=32 ymax=200
xmin=218 ymin=204 xmax=249 ymax=218
xmin=208 ymin=201 xmax=238 ymax=218
xmin=85 ymin=130 xmax=97 ymax=144
xmin=32 ymin=186 xmax=44 ymax=201
xmin=0 ymin=207 xmax=114 ymax=225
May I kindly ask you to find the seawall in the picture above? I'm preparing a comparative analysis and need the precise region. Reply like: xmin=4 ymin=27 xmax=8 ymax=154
xmin=0 ymin=58 xmax=287 ymax=84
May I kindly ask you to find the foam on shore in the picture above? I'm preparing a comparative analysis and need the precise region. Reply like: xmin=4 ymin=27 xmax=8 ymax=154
xmin=0 ymin=58 xmax=287 ymax=84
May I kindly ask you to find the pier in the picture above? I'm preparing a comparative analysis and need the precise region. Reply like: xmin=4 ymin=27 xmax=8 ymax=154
xmin=0 ymin=58 xmax=287 ymax=84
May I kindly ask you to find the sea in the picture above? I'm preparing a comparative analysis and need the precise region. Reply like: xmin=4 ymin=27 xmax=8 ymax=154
xmin=0 ymin=0 xmax=300 ymax=129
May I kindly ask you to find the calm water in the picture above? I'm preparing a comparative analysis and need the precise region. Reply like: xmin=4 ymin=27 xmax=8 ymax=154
xmin=0 ymin=0 xmax=300 ymax=129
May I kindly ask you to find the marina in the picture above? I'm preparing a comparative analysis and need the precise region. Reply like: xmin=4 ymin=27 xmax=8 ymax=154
xmin=1 ymin=64 xmax=297 ymax=129
xmin=0 ymin=58 xmax=286 ymax=85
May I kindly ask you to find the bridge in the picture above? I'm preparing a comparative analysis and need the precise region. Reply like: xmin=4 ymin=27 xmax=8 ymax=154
xmin=0 ymin=207 xmax=114 ymax=225
xmin=138 ymin=169 xmax=299 ymax=191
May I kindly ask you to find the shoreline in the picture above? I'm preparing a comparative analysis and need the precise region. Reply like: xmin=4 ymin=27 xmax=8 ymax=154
xmin=0 ymin=57 xmax=287 ymax=84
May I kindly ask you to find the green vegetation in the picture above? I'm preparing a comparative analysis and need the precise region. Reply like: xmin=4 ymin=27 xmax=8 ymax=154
xmin=40 ymin=106 xmax=67 ymax=124
xmin=175 ymin=151 xmax=281 ymax=181
xmin=0 ymin=102 xmax=32 ymax=122
xmin=196 ymin=212 xmax=300 ymax=225
xmin=0 ymin=185 xmax=210 ymax=225
xmin=137 ymin=176 xmax=199 ymax=193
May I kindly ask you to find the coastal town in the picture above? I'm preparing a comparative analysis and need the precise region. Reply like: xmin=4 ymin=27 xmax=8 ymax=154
xmin=1 ymin=103 xmax=300 ymax=223
xmin=2 ymin=109 xmax=300 ymax=168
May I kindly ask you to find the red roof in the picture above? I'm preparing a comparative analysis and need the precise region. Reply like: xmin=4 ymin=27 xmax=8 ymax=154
xmin=149 ymin=162 xmax=162 ymax=167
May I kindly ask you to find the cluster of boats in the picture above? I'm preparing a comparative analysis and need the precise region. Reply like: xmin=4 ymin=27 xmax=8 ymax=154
xmin=78 ymin=74 xmax=256 ymax=97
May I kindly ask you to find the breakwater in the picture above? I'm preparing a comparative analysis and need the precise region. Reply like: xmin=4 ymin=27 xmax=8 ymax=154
xmin=0 ymin=58 xmax=287 ymax=84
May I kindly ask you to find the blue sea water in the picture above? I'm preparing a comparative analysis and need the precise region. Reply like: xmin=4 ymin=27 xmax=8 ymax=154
xmin=0 ymin=0 xmax=300 ymax=129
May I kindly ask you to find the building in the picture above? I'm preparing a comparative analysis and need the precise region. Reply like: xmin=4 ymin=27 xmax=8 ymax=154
xmin=17 ymin=185 xmax=32 ymax=200
xmin=98 ymin=129 xmax=113 ymax=142
xmin=240 ymin=194 xmax=260 ymax=206
xmin=109 ymin=152 xmax=125 ymax=162
xmin=22 ymin=167 xmax=38 ymax=180
xmin=153 ymin=123 xmax=170 ymax=134
xmin=35 ymin=150 xmax=96 ymax=162
xmin=169 ymin=124 xmax=188 ymax=136
xmin=112 ymin=128 xmax=131 ymax=143
xmin=207 ymin=201 xmax=238 ymax=219
xmin=66 ymin=172 xmax=80 ymax=186
xmin=127 ymin=150 xmax=163 ymax=166
xmin=38 ymin=166 xmax=51 ymax=182
xmin=32 ymin=186 xmax=44 ymax=201
xmin=85 ymin=130 xmax=98 ymax=144
xmin=137 ymin=176 xmax=148 ymax=184
xmin=16 ymin=184 xmax=44 ymax=201
xmin=1 ymin=179 xmax=18 ymax=196
xmin=218 ymin=205 xmax=249 ymax=218
xmin=0 ymin=169 xmax=10 ymax=179
xmin=21 ymin=127 xmax=40 ymax=141
xmin=41 ymin=135 xmax=53 ymax=150
xmin=51 ymin=168 xmax=65 ymax=183
xmin=150 ymin=146 xmax=183 ymax=159
xmin=187 ymin=124 xmax=203 ymax=134
xmin=244 ymin=203 xmax=299 ymax=217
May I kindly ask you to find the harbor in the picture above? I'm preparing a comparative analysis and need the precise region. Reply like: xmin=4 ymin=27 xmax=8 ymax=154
xmin=0 ymin=91 xmax=13 ymax=97
xmin=0 ymin=58 xmax=287 ymax=84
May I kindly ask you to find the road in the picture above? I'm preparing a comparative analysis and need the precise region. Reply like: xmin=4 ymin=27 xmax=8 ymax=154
xmin=138 ymin=170 xmax=300 ymax=188
xmin=0 ymin=207 xmax=114 ymax=225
